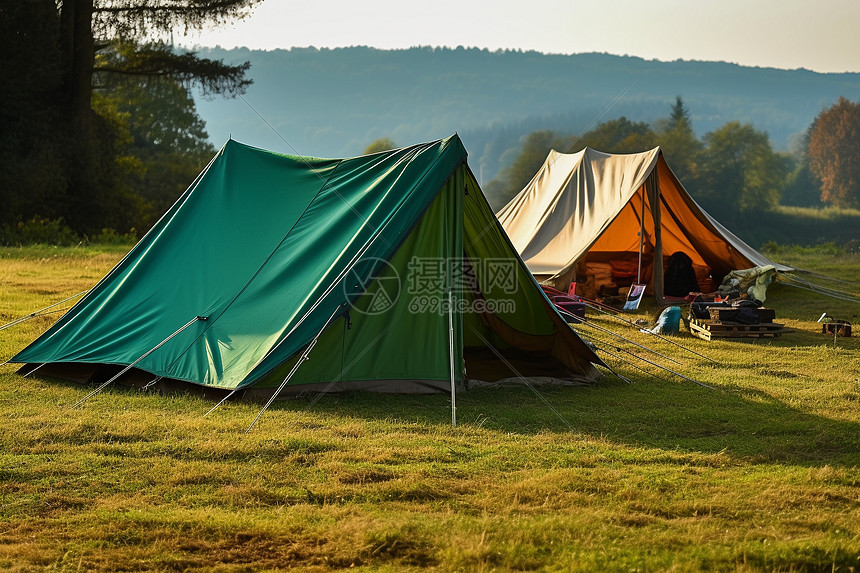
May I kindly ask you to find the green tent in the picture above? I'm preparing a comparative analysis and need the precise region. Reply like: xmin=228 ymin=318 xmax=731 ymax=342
xmin=12 ymin=135 xmax=601 ymax=397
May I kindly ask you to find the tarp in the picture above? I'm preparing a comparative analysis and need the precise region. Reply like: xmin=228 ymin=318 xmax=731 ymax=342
xmin=12 ymin=135 xmax=601 ymax=395
xmin=496 ymin=147 xmax=792 ymax=299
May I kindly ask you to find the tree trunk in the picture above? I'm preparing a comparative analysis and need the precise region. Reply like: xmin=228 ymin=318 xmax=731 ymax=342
xmin=60 ymin=0 xmax=95 ymax=130
xmin=59 ymin=0 xmax=103 ymax=234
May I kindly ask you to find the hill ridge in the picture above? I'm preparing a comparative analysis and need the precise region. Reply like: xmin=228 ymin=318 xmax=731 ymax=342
xmin=192 ymin=46 xmax=860 ymax=182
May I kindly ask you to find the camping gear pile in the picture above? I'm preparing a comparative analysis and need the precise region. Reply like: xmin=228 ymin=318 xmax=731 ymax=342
xmin=687 ymin=300 xmax=791 ymax=340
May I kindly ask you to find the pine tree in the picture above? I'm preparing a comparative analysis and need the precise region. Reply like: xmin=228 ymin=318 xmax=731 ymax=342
xmin=28 ymin=1 xmax=261 ymax=235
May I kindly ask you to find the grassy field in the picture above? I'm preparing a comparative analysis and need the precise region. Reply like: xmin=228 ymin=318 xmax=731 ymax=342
xmin=1 ymin=244 xmax=859 ymax=572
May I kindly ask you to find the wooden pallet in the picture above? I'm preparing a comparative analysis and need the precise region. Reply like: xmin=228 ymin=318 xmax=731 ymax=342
xmin=689 ymin=317 xmax=790 ymax=340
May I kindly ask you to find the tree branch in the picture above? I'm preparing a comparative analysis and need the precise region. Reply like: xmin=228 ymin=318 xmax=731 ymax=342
xmin=93 ymin=0 xmax=261 ymax=36
xmin=95 ymin=43 xmax=252 ymax=96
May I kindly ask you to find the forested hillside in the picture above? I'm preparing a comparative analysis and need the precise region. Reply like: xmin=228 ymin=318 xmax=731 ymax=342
xmin=4 ymin=17 xmax=859 ymax=246
xmin=193 ymin=46 xmax=860 ymax=182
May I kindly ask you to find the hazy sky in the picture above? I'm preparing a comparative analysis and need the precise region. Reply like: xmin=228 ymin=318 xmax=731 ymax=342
xmin=181 ymin=0 xmax=860 ymax=73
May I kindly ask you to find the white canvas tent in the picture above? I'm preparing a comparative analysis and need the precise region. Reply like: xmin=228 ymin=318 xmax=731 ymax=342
xmin=497 ymin=147 xmax=792 ymax=300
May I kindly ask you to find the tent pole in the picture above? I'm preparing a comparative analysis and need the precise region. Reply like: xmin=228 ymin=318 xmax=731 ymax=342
xmin=71 ymin=315 xmax=206 ymax=408
xmin=245 ymin=304 xmax=342 ymax=433
xmin=637 ymin=186 xmax=645 ymax=284
xmin=448 ymin=289 xmax=456 ymax=427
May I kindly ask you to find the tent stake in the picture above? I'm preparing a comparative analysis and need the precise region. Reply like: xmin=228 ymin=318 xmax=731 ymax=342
xmin=245 ymin=305 xmax=342 ymax=433
xmin=448 ymin=289 xmax=456 ymax=427
xmin=140 ymin=376 xmax=162 ymax=391
xmin=71 ymin=315 xmax=206 ymax=408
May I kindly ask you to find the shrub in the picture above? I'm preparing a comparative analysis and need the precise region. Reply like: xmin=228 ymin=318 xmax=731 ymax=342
xmin=0 ymin=217 xmax=80 ymax=246
xmin=89 ymin=228 xmax=137 ymax=245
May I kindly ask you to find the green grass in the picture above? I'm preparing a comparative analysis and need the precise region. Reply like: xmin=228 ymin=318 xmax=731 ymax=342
xmin=773 ymin=205 xmax=860 ymax=221
xmin=1 ymin=245 xmax=859 ymax=572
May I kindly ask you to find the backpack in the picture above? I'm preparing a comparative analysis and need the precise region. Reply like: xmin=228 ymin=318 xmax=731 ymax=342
xmin=664 ymin=252 xmax=699 ymax=297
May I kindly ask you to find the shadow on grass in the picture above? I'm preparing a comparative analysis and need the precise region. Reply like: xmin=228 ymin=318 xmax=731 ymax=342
xmin=689 ymin=326 xmax=860 ymax=350
xmin=258 ymin=373 xmax=860 ymax=469
xmin=20 ymin=343 xmax=860 ymax=471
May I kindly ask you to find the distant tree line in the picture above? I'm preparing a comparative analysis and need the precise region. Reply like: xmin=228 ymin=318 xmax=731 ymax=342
xmin=0 ymin=0 xmax=259 ymax=244
xmin=2 ymin=4 xmax=858 ymax=247
xmin=485 ymin=96 xmax=860 ymax=220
